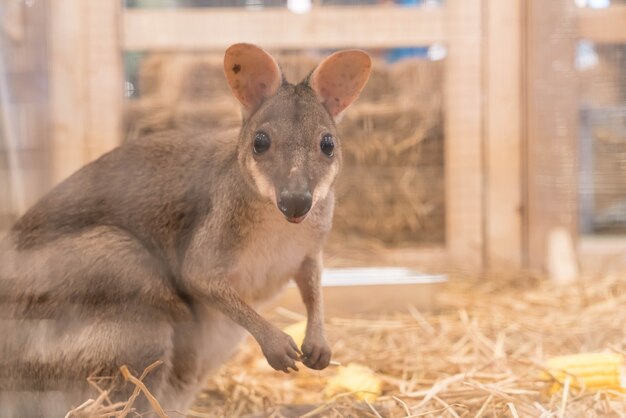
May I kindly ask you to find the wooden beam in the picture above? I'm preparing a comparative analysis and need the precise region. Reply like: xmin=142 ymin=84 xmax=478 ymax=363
xmin=444 ymin=0 xmax=484 ymax=270
xmin=49 ymin=0 xmax=87 ymax=185
xmin=484 ymin=0 xmax=523 ymax=270
xmin=579 ymin=236 xmax=626 ymax=273
xmin=123 ymin=6 xmax=446 ymax=50
xmin=324 ymin=245 xmax=448 ymax=274
xmin=0 ymin=0 xmax=52 ymax=217
xmin=85 ymin=0 xmax=123 ymax=160
xmin=525 ymin=0 xmax=579 ymax=276
xmin=49 ymin=0 xmax=123 ymax=185
xmin=577 ymin=5 xmax=626 ymax=43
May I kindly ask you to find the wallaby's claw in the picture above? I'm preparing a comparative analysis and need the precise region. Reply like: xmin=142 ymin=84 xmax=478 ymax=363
xmin=301 ymin=336 xmax=332 ymax=371
xmin=262 ymin=330 xmax=303 ymax=373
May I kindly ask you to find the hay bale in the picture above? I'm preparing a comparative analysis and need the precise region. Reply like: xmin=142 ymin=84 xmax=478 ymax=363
xmin=125 ymin=52 xmax=241 ymax=139
xmin=333 ymin=58 xmax=444 ymax=245
xmin=339 ymin=100 xmax=441 ymax=166
xmin=332 ymin=164 xmax=445 ymax=245
xmin=135 ymin=52 xmax=167 ymax=97
xmin=273 ymin=52 xmax=319 ymax=83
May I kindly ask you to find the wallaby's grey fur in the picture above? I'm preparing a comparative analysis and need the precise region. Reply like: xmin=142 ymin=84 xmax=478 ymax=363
xmin=0 ymin=44 xmax=371 ymax=417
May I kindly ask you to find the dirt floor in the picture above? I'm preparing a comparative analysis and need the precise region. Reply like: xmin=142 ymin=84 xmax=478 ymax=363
xmin=185 ymin=261 xmax=626 ymax=418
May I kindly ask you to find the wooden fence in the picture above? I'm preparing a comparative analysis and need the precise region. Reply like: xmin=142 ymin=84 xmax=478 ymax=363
xmin=4 ymin=0 xmax=626 ymax=274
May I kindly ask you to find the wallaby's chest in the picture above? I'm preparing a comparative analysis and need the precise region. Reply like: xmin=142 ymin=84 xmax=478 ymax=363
xmin=230 ymin=217 xmax=318 ymax=303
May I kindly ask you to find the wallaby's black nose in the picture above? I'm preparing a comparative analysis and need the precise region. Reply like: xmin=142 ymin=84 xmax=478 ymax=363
xmin=278 ymin=190 xmax=312 ymax=222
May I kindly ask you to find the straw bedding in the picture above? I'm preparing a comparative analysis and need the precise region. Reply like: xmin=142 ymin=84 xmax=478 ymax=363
xmin=185 ymin=272 xmax=626 ymax=417
xmin=67 ymin=267 xmax=626 ymax=417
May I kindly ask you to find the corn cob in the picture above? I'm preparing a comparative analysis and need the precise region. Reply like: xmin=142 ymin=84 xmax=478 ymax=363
xmin=541 ymin=352 xmax=625 ymax=394
xmin=324 ymin=363 xmax=382 ymax=402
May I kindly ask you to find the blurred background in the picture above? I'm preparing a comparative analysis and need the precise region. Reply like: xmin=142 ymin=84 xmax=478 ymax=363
xmin=5 ymin=2 xmax=626 ymax=416
xmin=1 ymin=0 xmax=625 ymax=278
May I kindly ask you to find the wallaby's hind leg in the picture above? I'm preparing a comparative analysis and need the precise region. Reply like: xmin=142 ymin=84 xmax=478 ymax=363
xmin=0 ymin=226 xmax=189 ymax=417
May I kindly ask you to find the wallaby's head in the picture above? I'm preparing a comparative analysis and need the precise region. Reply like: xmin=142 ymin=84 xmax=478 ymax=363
xmin=224 ymin=43 xmax=371 ymax=223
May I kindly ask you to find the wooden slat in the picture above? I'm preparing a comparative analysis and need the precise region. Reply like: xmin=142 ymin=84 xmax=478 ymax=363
xmin=50 ymin=0 xmax=123 ymax=185
xmin=484 ymin=0 xmax=523 ymax=270
xmin=579 ymin=236 xmax=626 ymax=273
xmin=85 ymin=0 xmax=123 ymax=160
xmin=325 ymin=245 xmax=448 ymax=274
xmin=444 ymin=0 xmax=484 ymax=270
xmin=123 ymin=6 xmax=446 ymax=50
xmin=577 ymin=5 xmax=626 ymax=43
xmin=1 ymin=0 xmax=51 ymax=216
xmin=525 ymin=0 xmax=579 ymax=276
xmin=49 ymin=0 xmax=87 ymax=185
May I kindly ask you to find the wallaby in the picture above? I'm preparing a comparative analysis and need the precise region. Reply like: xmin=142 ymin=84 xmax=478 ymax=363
xmin=0 ymin=43 xmax=371 ymax=416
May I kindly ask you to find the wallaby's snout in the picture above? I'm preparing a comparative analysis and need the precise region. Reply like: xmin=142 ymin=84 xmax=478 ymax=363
xmin=279 ymin=189 xmax=312 ymax=223
xmin=278 ymin=173 xmax=313 ymax=222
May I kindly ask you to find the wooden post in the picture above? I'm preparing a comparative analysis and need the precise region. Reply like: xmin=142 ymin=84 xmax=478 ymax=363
xmin=524 ymin=0 xmax=579 ymax=275
xmin=445 ymin=0 xmax=484 ymax=271
xmin=49 ymin=0 xmax=88 ymax=185
xmin=85 ymin=0 xmax=123 ymax=160
xmin=49 ymin=0 xmax=122 ymax=185
xmin=1 ymin=0 xmax=50 ymax=223
xmin=484 ymin=0 xmax=523 ymax=270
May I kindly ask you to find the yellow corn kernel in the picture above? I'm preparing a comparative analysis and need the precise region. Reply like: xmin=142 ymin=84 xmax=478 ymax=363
xmin=542 ymin=352 xmax=626 ymax=394
xmin=324 ymin=363 xmax=382 ymax=402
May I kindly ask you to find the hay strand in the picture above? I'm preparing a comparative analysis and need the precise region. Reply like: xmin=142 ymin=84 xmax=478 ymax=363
xmin=118 ymin=360 xmax=166 ymax=418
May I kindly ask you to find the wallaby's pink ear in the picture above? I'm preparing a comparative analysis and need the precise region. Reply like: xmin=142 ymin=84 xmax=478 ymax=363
xmin=309 ymin=50 xmax=372 ymax=119
xmin=224 ymin=43 xmax=282 ymax=114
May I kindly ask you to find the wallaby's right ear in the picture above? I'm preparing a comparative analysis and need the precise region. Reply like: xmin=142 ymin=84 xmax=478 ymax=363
xmin=224 ymin=43 xmax=282 ymax=116
xmin=309 ymin=49 xmax=371 ymax=120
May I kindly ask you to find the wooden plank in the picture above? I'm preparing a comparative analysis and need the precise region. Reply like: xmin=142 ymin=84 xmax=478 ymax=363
xmin=1 ymin=0 xmax=50 ymax=220
xmin=49 ymin=0 xmax=87 ymax=185
xmin=50 ymin=0 xmax=123 ymax=184
xmin=123 ymin=6 xmax=446 ymax=50
xmin=325 ymin=245 xmax=448 ymax=274
xmin=577 ymin=5 xmax=626 ymax=43
xmin=444 ymin=0 xmax=484 ymax=270
xmin=579 ymin=236 xmax=626 ymax=274
xmin=17 ymin=0 xmax=52 ymax=209
xmin=484 ymin=0 xmax=523 ymax=270
xmin=85 ymin=0 xmax=123 ymax=160
xmin=524 ymin=0 xmax=579 ymax=276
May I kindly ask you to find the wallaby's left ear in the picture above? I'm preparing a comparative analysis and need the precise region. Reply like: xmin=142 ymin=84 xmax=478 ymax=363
xmin=309 ymin=50 xmax=372 ymax=120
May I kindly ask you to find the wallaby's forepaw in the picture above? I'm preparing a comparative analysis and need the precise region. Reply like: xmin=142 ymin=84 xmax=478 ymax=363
xmin=261 ymin=330 xmax=302 ymax=373
xmin=301 ymin=335 xmax=332 ymax=370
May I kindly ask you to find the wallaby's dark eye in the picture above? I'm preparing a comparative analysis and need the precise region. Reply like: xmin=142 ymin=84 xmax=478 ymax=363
xmin=320 ymin=134 xmax=335 ymax=157
xmin=253 ymin=131 xmax=271 ymax=154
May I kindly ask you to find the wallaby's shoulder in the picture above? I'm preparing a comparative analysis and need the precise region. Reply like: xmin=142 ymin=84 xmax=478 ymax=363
xmin=10 ymin=129 xmax=239 ymax=251
xmin=107 ymin=128 xmax=239 ymax=172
